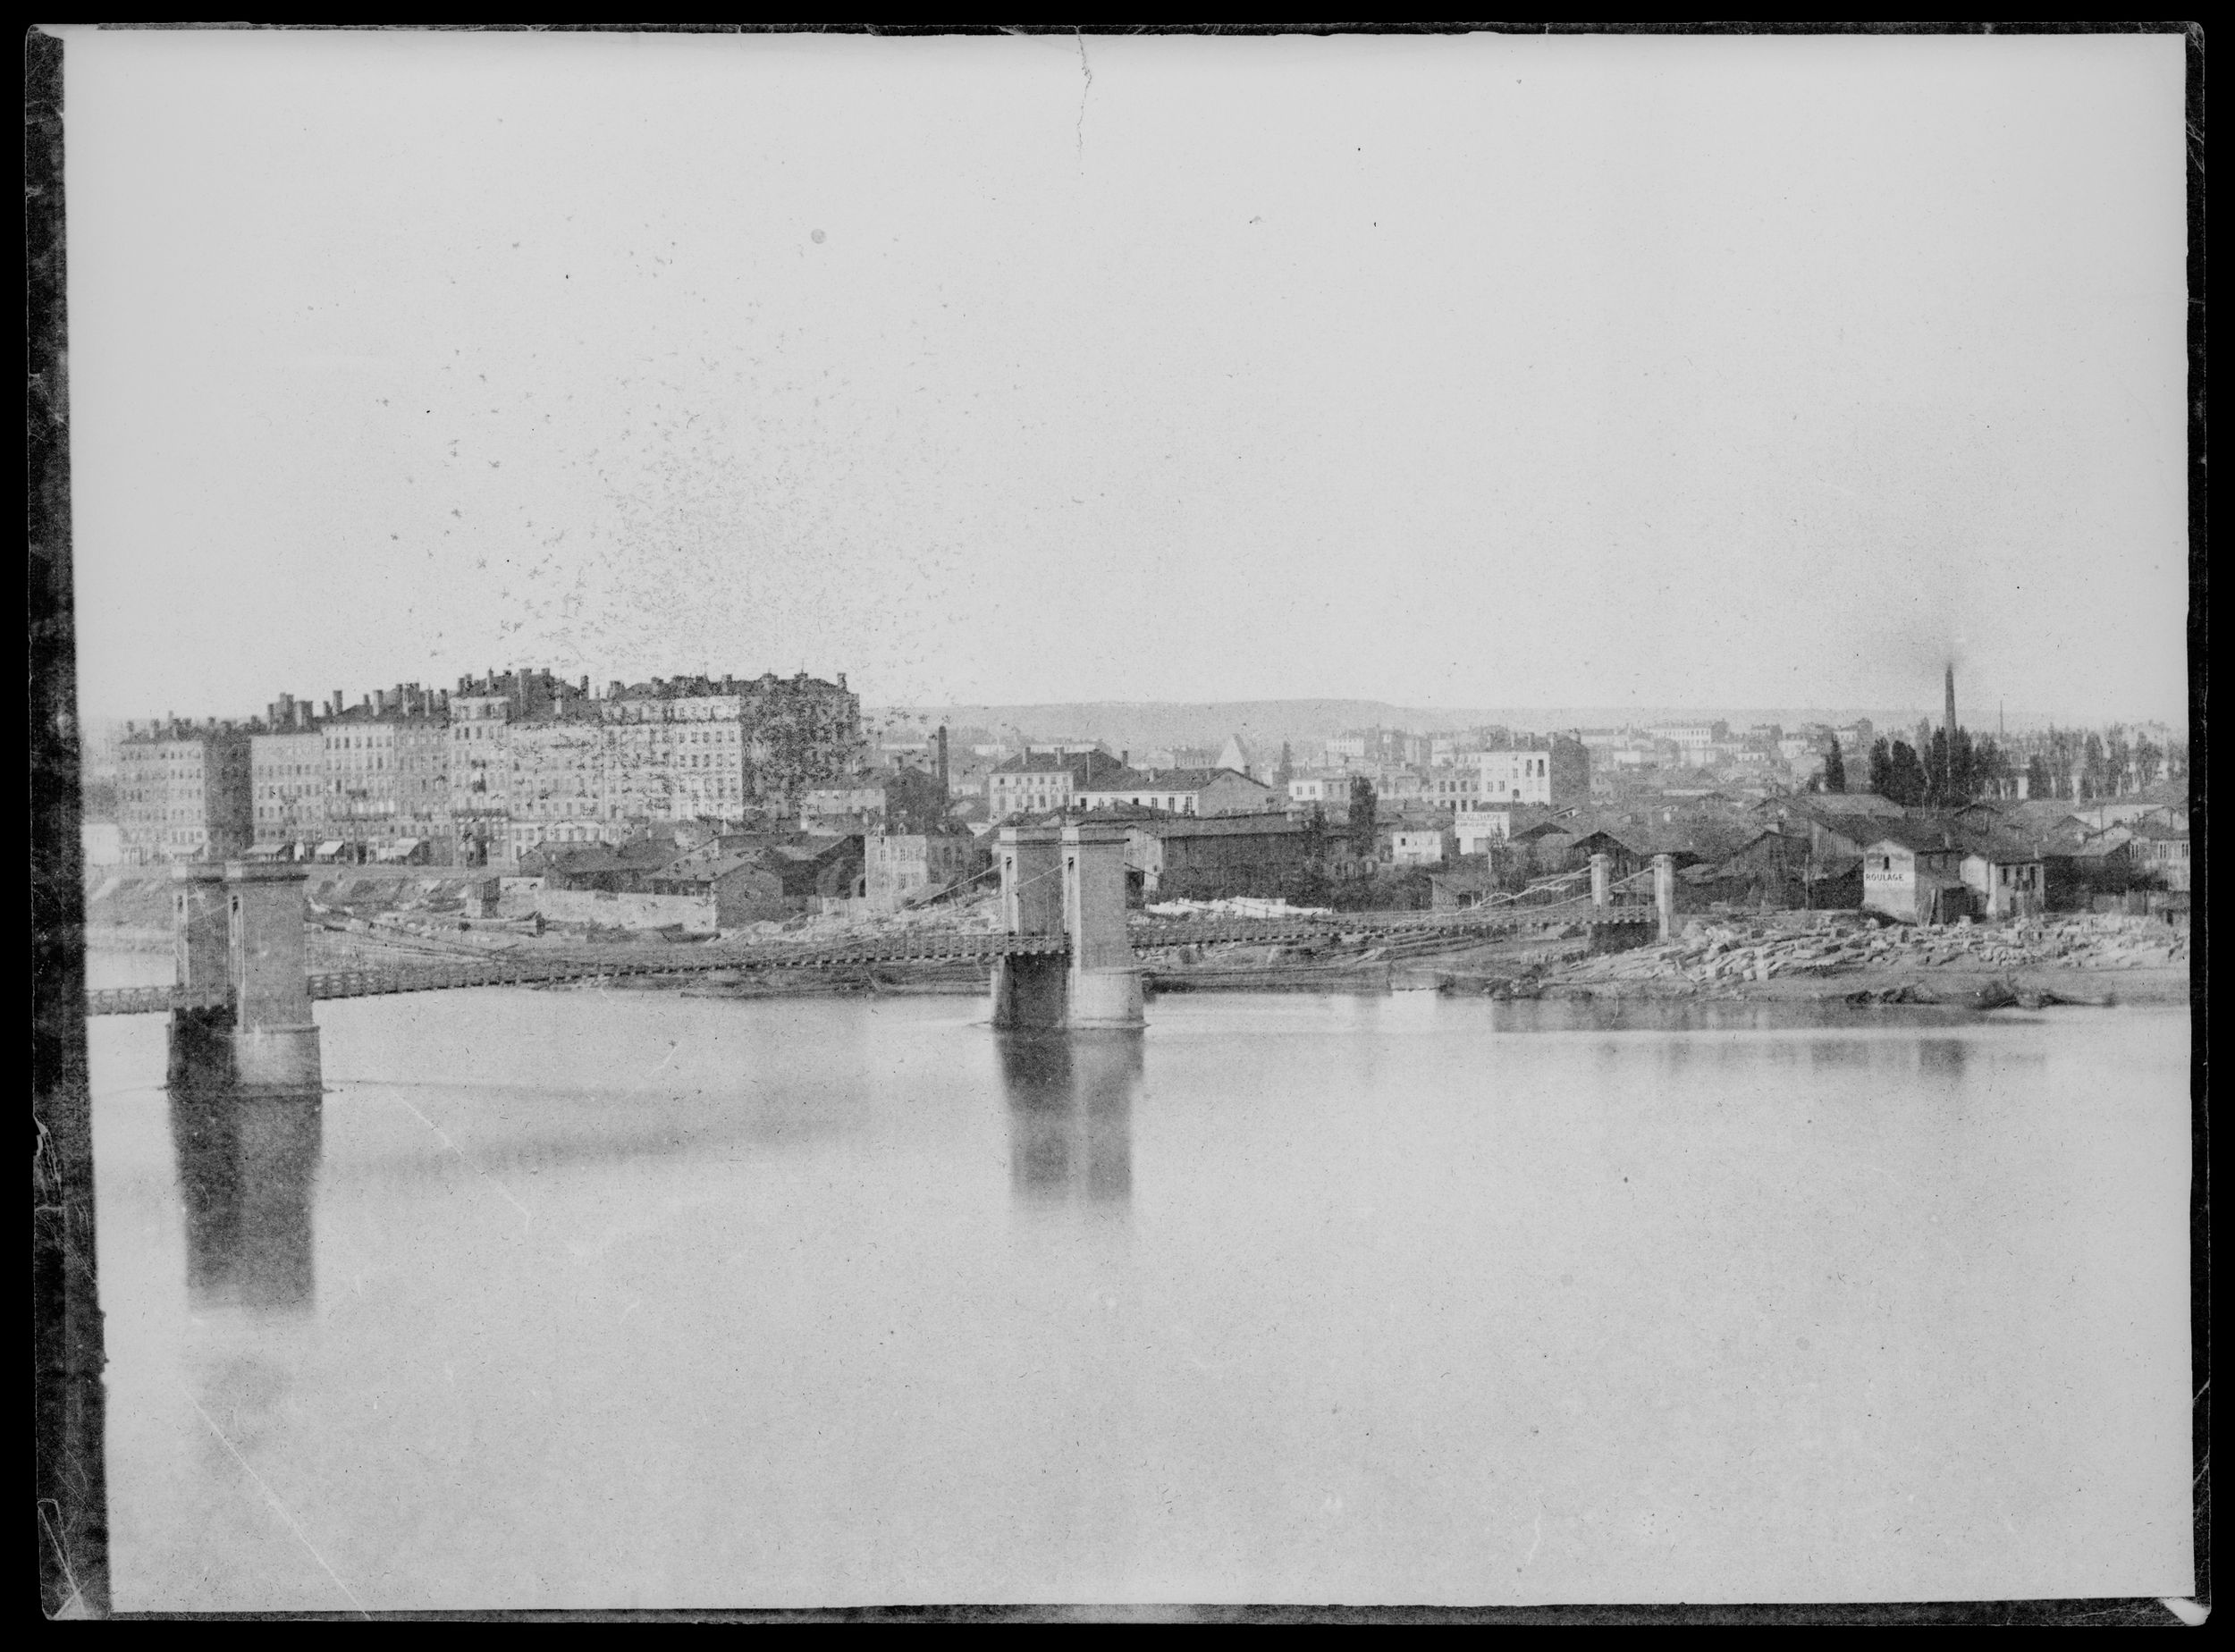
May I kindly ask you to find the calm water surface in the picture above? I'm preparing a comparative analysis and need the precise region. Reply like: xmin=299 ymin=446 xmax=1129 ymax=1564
xmin=87 ymin=965 xmax=2193 ymax=1607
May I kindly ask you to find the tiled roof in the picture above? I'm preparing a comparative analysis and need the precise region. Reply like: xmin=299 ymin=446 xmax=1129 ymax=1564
xmin=1956 ymin=826 xmax=2046 ymax=863
xmin=1860 ymin=820 xmax=1967 ymax=853
xmin=1077 ymin=766 xmax=1266 ymax=792
xmin=1132 ymin=814 xmax=1312 ymax=839
xmin=991 ymin=750 xmax=1127 ymax=778
xmin=1758 ymin=790 xmax=1906 ymax=818
xmin=655 ymin=850 xmax=766 ymax=885
xmin=2128 ymin=818 xmax=2191 ymax=842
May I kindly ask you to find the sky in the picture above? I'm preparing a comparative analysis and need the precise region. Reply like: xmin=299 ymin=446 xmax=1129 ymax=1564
xmin=59 ymin=29 xmax=2191 ymax=727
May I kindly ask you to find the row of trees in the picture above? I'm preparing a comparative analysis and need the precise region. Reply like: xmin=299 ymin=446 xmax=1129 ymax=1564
xmin=2013 ymin=726 xmax=2182 ymax=801
xmin=1804 ymin=721 xmax=2185 ymax=807
xmin=1853 ymin=727 xmax=2017 ymax=808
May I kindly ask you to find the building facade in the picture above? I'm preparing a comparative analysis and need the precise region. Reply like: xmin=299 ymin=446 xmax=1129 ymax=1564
xmin=986 ymin=748 xmax=1130 ymax=819
xmin=249 ymin=729 xmax=327 ymax=850
xmin=1075 ymin=766 xmax=1279 ymax=818
xmin=1122 ymin=814 xmax=1318 ymax=902
xmin=864 ymin=830 xmax=977 ymax=912
xmin=1861 ymin=828 xmax=1970 ymax=923
xmin=507 ymin=715 xmax=610 ymax=859
xmin=117 ymin=720 xmax=254 ymax=864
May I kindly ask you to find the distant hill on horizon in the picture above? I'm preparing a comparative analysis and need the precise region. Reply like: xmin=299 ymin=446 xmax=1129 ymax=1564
xmin=862 ymin=700 xmax=1964 ymax=753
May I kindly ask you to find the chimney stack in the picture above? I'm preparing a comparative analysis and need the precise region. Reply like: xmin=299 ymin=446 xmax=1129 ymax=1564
xmin=1944 ymin=662 xmax=1958 ymax=738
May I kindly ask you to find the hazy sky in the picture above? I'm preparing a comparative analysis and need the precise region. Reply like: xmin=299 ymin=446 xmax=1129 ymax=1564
xmin=61 ymin=30 xmax=2189 ymax=725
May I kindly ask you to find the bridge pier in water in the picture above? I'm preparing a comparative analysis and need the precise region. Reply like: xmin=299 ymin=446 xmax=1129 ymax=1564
xmin=166 ymin=864 xmax=233 ymax=1096
xmin=164 ymin=861 xmax=324 ymax=1100
xmin=1060 ymin=822 xmax=1146 ymax=1029
xmin=991 ymin=821 xmax=1145 ymax=1032
xmin=164 ymin=860 xmax=325 ymax=1313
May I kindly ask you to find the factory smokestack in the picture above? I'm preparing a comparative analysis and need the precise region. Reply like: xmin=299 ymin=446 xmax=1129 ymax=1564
xmin=1944 ymin=662 xmax=1957 ymax=738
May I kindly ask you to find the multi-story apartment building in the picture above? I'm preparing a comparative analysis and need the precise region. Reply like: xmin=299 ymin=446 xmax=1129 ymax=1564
xmin=1074 ymin=765 xmax=1280 ymax=817
xmin=447 ymin=671 xmax=552 ymax=866
xmin=394 ymin=713 xmax=451 ymax=859
xmin=1474 ymin=748 xmax=1554 ymax=806
xmin=116 ymin=719 xmax=255 ymax=864
xmin=1424 ymin=769 xmax=1484 ymax=808
xmin=507 ymin=713 xmax=609 ymax=859
xmin=1286 ymin=772 xmax=1354 ymax=807
xmin=320 ymin=702 xmax=405 ymax=855
xmin=1471 ymin=739 xmax=1591 ymax=809
xmin=250 ymin=728 xmax=326 ymax=849
xmin=135 ymin=665 xmax=861 ymax=869
xmin=863 ymin=830 xmax=978 ymax=914
xmin=603 ymin=671 xmax=862 ymax=822
xmin=986 ymin=747 xmax=1131 ymax=819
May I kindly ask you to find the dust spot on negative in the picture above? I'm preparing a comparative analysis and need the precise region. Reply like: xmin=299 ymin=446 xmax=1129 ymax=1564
xmin=811 ymin=229 xmax=826 ymax=244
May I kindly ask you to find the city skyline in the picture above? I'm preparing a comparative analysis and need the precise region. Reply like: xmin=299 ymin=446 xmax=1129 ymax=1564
xmin=63 ymin=31 xmax=2191 ymax=725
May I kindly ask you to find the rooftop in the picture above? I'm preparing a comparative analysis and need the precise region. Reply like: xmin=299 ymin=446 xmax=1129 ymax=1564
xmin=1129 ymin=813 xmax=1313 ymax=839
xmin=1078 ymin=766 xmax=1268 ymax=792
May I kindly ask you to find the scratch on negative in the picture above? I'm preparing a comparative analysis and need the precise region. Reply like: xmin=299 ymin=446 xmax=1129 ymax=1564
xmin=1075 ymin=31 xmax=1092 ymax=162
xmin=38 ymin=1501 xmax=81 ymax=1618
xmin=189 ymin=1395 xmax=371 ymax=1617
xmin=390 ymin=1094 xmax=534 ymax=1232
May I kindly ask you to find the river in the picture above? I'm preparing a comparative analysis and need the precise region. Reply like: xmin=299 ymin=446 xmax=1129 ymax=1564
xmin=84 ymin=961 xmax=2193 ymax=1608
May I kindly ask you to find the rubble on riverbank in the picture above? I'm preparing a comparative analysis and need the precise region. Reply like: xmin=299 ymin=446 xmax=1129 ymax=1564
xmin=1536 ymin=910 xmax=2189 ymax=1005
xmin=1552 ymin=910 xmax=2186 ymax=984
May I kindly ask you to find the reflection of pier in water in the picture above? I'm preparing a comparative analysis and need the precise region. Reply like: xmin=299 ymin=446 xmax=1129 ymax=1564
xmin=997 ymin=1034 xmax=1139 ymax=1213
xmin=167 ymin=1088 xmax=321 ymax=1315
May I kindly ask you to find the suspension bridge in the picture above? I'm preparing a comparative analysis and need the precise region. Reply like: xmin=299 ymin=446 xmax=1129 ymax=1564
xmin=86 ymin=822 xmax=1677 ymax=1072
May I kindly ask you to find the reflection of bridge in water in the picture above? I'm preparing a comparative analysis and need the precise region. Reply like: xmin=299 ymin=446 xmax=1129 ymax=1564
xmin=997 ymin=1033 xmax=1139 ymax=1212
xmin=88 ymin=829 xmax=1676 ymax=1040
xmin=169 ymin=1086 xmax=319 ymax=1315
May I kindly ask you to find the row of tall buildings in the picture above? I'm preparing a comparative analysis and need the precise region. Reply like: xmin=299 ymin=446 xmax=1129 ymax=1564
xmin=114 ymin=667 xmax=863 ymax=867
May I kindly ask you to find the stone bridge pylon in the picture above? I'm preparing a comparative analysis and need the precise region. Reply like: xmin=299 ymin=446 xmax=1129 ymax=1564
xmin=991 ymin=821 xmax=1145 ymax=1032
xmin=167 ymin=861 xmax=324 ymax=1099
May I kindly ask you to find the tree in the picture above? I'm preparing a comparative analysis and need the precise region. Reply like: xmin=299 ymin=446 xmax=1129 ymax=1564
xmin=1868 ymin=738 xmax=1893 ymax=799
xmin=1275 ymin=741 xmax=1295 ymax=788
xmin=2081 ymin=733 xmax=2108 ymax=799
xmin=1926 ymin=729 xmax=1951 ymax=805
xmin=1347 ymin=776 xmax=1378 ymax=856
xmin=1971 ymin=737 xmax=2007 ymax=799
xmin=1886 ymin=739 xmax=1927 ymax=807
xmin=1822 ymin=738 xmax=1846 ymax=793
xmin=2133 ymin=735 xmax=2163 ymax=789
xmin=2025 ymin=753 xmax=2053 ymax=800
xmin=1948 ymin=727 xmax=1975 ymax=802
xmin=2048 ymin=727 xmax=2079 ymax=798
xmin=2105 ymin=729 xmax=2132 ymax=796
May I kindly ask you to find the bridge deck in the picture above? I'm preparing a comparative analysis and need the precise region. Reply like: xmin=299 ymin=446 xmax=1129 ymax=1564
xmin=84 ymin=894 xmax=1659 ymax=1016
